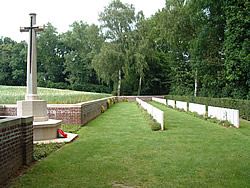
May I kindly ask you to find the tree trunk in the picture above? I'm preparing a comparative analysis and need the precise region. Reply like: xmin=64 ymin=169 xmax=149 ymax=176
xmin=194 ymin=70 xmax=198 ymax=97
xmin=117 ymin=69 xmax=121 ymax=96
xmin=137 ymin=76 xmax=142 ymax=96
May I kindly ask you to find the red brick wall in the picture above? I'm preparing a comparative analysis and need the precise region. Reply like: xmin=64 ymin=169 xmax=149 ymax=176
xmin=47 ymin=106 xmax=82 ymax=125
xmin=0 ymin=116 xmax=33 ymax=185
xmin=0 ymin=105 xmax=17 ymax=116
xmin=0 ymin=96 xmax=163 ymax=125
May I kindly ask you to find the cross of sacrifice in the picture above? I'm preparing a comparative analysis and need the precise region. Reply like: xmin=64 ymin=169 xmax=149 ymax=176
xmin=20 ymin=13 xmax=44 ymax=101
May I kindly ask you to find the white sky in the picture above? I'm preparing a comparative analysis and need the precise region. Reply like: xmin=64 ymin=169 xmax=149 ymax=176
xmin=0 ymin=0 xmax=165 ymax=42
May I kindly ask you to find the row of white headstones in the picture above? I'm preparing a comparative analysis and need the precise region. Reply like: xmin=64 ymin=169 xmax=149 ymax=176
xmin=152 ymin=98 xmax=240 ymax=128
xmin=136 ymin=98 xmax=164 ymax=130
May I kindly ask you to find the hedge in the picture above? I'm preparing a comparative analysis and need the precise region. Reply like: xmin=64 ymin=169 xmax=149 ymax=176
xmin=165 ymin=95 xmax=249 ymax=120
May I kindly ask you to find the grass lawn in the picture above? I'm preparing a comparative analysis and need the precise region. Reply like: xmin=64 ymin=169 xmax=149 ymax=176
xmin=0 ymin=85 xmax=111 ymax=104
xmin=11 ymin=102 xmax=249 ymax=187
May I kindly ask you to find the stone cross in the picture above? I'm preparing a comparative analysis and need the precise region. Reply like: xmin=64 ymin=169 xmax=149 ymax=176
xmin=20 ymin=13 xmax=44 ymax=100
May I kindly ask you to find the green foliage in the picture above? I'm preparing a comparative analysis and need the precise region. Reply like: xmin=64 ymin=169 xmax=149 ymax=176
xmin=151 ymin=122 xmax=162 ymax=131
xmin=223 ymin=0 xmax=249 ymax=99
xmin=166 ymin=95 xmax=249 ymax=120
xmin=0 ymin=0 xmax=248 ymax=99
xmin=101 ymin=105 xmax=105 ymax=113
xmin=33 ymin=143 xmax=65 ymax=161
xmin=37 ymin=23 xmax=65 ymax=87
xmin=107 ymin=99 xmax=110 ymax=109
xmin=110 ymin=98 xmax=114 ymax=105
xmin=137 ymin=103 xmax=163 ymax=131
xmin=121 ymin=98 xmax=128 ymax=102
xmin=218 ymin=120 xmax=234 ymax=128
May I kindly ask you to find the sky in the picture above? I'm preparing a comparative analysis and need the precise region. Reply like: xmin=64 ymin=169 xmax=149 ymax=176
xmin=0 ymin=0 xmax=165 ymax=42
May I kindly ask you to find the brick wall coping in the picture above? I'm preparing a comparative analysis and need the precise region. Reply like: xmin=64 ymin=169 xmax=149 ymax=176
xmin=0 ymin=116 xmax=33 ymax=129
xmin=0 ymin=96 xmax=164 ymax=107
xmin=46 ymin=97 xmax=116 ymax=108
xmin=77 ymin=96 xmax=115 ymax=106
xmin=0 ymin=104 xmax=17 ymax=107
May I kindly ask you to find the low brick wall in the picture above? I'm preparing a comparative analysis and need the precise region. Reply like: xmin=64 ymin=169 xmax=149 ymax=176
xmin=47 ymin=104 xmax=82 ymax=125
xmin=0 ymin=105 xmax=17 ymax=116
xmin=47 ymin=97 xmax=116 ymax=125
xmin=0 ymin=96 xmax=163 ymax=125
xmin=0 ymin=116 xmax=33 ymax=185
xmin=117 ymin=96 xmax=164 ymax=102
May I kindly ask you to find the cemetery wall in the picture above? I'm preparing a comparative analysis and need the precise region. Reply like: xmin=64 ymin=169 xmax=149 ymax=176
xmin=0 ymin=105 xmax=17 ymax=116
xmin=0 ymin=97 xmax=117 ymax=126
xmin=0 ymin=96 xmax=164 ymax=125
xmin=117 ymin=96 xmax=164 ymax=102
xmin=0 ymin=116 xmax=33 ymax=185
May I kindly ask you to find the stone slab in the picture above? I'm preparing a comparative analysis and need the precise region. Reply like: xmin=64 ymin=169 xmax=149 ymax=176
xmin=34 ymin=133 xmax=78 ymax=144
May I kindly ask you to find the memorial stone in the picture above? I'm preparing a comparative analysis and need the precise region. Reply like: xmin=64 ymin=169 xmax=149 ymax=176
xmin=17 ymin=13 xmax=62 ymax=141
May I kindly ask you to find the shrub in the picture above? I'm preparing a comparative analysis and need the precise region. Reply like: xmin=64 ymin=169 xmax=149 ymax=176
xmin=107 ymin=99 xmax=110 ymax=109
xmin=151 ymin=122 xmax=162 ymax=131
xmin=110 ymin=98 xmax=114 ymax=106
xmin=203 ymin=116 xmax=211 ymax=121
xmin=209 ymin=117 xmax=220 ymax=124
xmin=121 ymin=98 xmax=128 ymax=102
xmin=33 ymin=143 xmax=65 ymax=161
xmin=193 ymin=112 xmax=203 ymax=119
xmin=218 ymin=120 xmax=234 ymax=128
xmin=101 ymin=105 xmax=105 ymax=113
xmin=178 ymin=108 xmax=185 ymax=112
xmin=167 ymin=105 xmax=173 ymax=109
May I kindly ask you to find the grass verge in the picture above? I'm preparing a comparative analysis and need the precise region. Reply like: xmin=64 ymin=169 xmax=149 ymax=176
xmin=12 ymin=102 xmax=249 ymax=187
xmin=33 ymin=124 xmax=81 ymax=161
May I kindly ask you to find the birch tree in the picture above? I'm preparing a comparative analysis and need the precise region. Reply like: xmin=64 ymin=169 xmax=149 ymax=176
xmin=94 ymin=0 xmax=136 ymax=96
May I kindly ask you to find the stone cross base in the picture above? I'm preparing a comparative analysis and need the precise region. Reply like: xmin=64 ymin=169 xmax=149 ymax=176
xmin=33 ymin=119 xmax=62 ymax=141
xmin=17 ymin=100 xmax=62 ymax=141
xmin=25 ymin=94 xmax=39 ymax=101
xmin=17 ymin=100 xmax=49 ymax=122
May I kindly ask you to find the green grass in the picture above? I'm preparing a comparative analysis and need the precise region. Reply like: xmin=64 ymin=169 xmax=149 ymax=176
xmin=11 ymin=102 xmax=249 ymax=187
xmin=0 ymin=85 xmax=111 ymax=104
xmin=33 ymin=124 xmax=81 ymax=161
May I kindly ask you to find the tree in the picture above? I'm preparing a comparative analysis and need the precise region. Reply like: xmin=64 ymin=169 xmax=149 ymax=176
xmin=37 ymin=23 xmax=66 ymax=88
xmin=63 ymin=21 xmax=109 ymax=92
xmin=223 ymin=0 xmax=249 ymax=99
xmin=10 ymin=41 xmax=27 ymax=86
xmin=96 ymin=0 xmax=136 ymax=96
xmin=92 ymin=42 xmax=122 ymax=91
xmin=0 ymin=37 xmax=15 ymax=85
xmin=127 ymin=11 xmax=150 ymax=95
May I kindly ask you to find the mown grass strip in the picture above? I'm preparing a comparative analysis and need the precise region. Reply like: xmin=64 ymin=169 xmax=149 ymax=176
xmin=12 ymin=102 xmax=249 ymax=187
